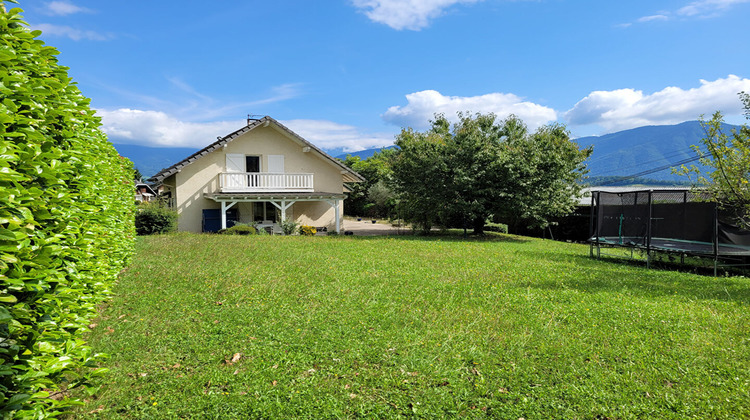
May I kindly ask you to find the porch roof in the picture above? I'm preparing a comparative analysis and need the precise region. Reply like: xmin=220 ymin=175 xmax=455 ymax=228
xmin=204 ymin=191 xmax=346 ymax=202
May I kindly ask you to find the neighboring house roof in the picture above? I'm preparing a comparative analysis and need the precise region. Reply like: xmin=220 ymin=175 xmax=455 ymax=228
xmin=135 ymin=183 xmax=157 ymax=196
xmin=149 ymin=116 xmax=365 ymax=183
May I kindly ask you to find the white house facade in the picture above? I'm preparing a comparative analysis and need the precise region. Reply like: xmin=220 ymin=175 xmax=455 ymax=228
xmin=150 ymin=116 xmax=364 ymax=233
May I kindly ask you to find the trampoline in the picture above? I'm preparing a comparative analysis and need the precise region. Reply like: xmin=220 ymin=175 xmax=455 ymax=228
xmin=589 ymin=190 xmax=750 ymax=274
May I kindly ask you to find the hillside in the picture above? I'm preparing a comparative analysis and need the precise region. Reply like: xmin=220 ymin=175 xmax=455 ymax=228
xmin=576 ymin=121 xmax=719 ymax=184
xmin=113 ymin=144 xmax=198 ymax=179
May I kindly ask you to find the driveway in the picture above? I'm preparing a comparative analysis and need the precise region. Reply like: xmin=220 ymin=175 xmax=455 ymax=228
xmin=341 ymin=219 xmax=408 ymax=236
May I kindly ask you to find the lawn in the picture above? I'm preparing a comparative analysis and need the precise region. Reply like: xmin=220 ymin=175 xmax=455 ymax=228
xmin=75 ymin=233 xmax=749 ymax=419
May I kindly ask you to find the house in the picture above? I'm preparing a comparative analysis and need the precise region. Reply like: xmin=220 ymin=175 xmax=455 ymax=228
xmin=150 ymin=116 xmax=364 ymax=233
xmin=135 ymin=182 xmax=157 ymax=202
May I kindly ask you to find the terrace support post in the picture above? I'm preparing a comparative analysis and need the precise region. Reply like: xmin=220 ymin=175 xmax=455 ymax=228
xmin=269 ymin=200 xmax=295 ymax=234
xmin=335 ymin=199 xmax=341 ymax=234
xmin=324 ymin=199 xmax=342 ymax=234
xmin=646 ymin=190 xmax=653 ymax=269
xmin=221 ymin=200 xmax=237 ymax=230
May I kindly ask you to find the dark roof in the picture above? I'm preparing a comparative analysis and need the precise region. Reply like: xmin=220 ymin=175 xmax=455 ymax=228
xmin=135 ymin=183 xmax=157 ymax=196
xmin=149 ymin=116 xmax=365 ymax=183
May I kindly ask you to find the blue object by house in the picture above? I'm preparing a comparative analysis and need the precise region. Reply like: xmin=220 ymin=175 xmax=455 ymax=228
xmin=202 ymin=208 xmax=239 ymax=232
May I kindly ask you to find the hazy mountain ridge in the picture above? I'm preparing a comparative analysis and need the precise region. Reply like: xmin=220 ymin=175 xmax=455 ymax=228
xmin=114 ymin=144 xmax=199 ymax=180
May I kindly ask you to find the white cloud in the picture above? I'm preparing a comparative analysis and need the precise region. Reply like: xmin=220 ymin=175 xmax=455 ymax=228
xmin=43 ymin=1 xmax=92 ymax=16
xmin=352 ymin=0 xmax=482 ymax=30
xmin=677 ymin=0 xmax=750 ymax=16
xmin=98 ymin=109 xmax=244 ymax=148
xmin=626 ymin=0 xmax=749 ymax=25
xmin=564 ymin=75 xmax=750 ymax=133
xmin=282 ymin=119 xmax=395 ymax=152
xmin=637 ymin=14 xmax=669 ymax=22
xmin=31 ymin=23 xmax=111 ymax=41
xmin=382 ymin=90 xmax=557 ymax=131
xmin=98 ymin=109 xmax=394 ymax=152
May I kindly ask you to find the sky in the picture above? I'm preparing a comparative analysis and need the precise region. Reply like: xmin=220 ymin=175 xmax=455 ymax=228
xmin=14 ymin=0 xmax=750 ymax=154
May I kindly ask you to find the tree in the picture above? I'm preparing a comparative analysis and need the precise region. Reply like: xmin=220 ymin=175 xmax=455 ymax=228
xmin=678 ymin=93 xmax=750 ymax=228
xmin=341 ymin=148 xmax=397 ymax=217
xmin=496 ymin=120 xmax=593 ymax=231
xmin=392 ymin=113 xmax=591 ymax=234
xmin=392 ymin=123 xmax=452 ymax=232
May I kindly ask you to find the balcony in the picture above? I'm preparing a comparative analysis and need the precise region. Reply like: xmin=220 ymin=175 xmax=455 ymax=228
xmin=219 ymin=172 xmax=314 ymax=193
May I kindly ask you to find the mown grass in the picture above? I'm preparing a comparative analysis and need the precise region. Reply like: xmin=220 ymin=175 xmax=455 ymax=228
xmin=75 ymin=233 xmax=749 ymax=419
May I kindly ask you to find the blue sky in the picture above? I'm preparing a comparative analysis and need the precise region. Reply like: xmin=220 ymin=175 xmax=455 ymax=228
xmin=15 ymin=0 xmax=750 ymax=153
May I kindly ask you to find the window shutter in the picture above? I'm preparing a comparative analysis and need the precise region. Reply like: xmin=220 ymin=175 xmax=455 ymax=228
xmin=268 ymin=155 xmax=284 ymax=173
xmin=226 ymin=154 xmax=244 ymax=172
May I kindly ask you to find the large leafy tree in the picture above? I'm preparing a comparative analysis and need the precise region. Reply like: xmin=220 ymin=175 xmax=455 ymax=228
xmin=342 ymin=148 xmax=397 ymax=218
xmin=679 ymin=93 xmax=750 ymax=228
xmin=392 ymin=113 xmax=591 ymax=234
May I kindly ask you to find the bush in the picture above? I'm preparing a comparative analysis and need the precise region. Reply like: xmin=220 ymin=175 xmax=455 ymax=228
xmin=218 ymin=224 xmax=257 ymax=235
xmin=484 ymin=222 xmax=509 ymax=234
xmin=280 ymin=220 xmax=299 ymax=235
xmin=299 ymin=225 xmax=317 ymax=236
xmin=0 ymin=5 xmax=135 ymax=417
xmin=135 ymin=203 xmax=178 ymax=235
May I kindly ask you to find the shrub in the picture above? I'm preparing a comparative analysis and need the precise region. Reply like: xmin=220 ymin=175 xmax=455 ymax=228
xmin=280 ymin=220 xmax=299 ymax=235
xmin=218 ymin=224 xmax=257 ymax=235
xmin=135 ymin=202 xmax=178 ymax=235
xmin=484 ymin=222 xmax=509 ymax=234
xmin=0 ymin=5 xmax=135 ymax=417
xmin=299 ymin=225 xmax=317 ymax=236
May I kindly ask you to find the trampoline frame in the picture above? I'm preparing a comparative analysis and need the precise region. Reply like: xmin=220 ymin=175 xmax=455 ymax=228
xmin=589 ymin=189 xmax=750 ymax=275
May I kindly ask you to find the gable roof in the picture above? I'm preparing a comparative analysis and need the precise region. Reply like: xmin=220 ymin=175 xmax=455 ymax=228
xmin=149 ymin=116 xmax=365 ymax=183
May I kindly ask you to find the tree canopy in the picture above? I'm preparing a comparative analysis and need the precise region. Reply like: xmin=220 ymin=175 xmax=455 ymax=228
xmin=679 ymin=93 xmax=750 ymax=228
xmin=391 ymin=113 xmax=592 ymax=234
xmin=341 ymin=148 xmax=398 ymax=218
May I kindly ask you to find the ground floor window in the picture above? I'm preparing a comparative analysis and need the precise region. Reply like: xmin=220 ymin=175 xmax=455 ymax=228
xmin=252 ymin=202 xmax=280 ymax=223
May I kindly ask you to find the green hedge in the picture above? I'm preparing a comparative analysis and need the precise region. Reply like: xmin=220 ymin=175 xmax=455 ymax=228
xmin=0 ymin=4 xmax=135 ymax=418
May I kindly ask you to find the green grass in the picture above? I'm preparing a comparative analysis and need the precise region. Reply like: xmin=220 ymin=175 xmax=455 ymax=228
xmin=75 ymin=233 xmax=749 ymax=419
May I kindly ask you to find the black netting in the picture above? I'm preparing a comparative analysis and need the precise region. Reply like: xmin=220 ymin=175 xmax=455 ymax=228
xmin=592 ymin=190 xmax=750 ymax=255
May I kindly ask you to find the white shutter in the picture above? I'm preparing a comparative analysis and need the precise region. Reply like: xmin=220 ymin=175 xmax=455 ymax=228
xmin=268 ymin=155 xmax=284 ymax=173
xmin=227 ymin=153 xmax=245 ymax=172
xmin=226 ymin=154 xmax=245 ymax=172
xmin=224 ymin=154 xmax=245 ymax=189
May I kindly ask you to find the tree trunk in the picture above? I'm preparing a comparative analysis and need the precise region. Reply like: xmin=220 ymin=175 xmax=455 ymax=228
xmin=472 ymin=217 xmax=485 ymax=235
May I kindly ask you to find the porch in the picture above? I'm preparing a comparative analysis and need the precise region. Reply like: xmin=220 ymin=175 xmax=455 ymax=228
xmin=219 ymin=172 xmax=314 ymax=193
xmin=204 ymin=192 xmax=345 ymax=233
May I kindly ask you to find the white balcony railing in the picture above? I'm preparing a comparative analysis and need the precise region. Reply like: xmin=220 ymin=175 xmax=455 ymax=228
xmin=219 ymin=172 xmax=314 ymax=193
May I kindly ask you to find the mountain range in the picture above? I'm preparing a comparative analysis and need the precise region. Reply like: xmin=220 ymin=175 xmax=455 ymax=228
xmin=116 ymin=121 xmax=737 ymax=185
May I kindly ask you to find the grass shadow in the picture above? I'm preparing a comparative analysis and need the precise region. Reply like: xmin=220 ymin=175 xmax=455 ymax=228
xmin=526 ymin=250 xmax=750 ymax=305
xmin=345 ymin=230 xmax=532 ymax=244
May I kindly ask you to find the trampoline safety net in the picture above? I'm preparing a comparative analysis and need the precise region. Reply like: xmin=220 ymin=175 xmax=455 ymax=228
xmin=590 ymin=190 xmax=750 ymax=258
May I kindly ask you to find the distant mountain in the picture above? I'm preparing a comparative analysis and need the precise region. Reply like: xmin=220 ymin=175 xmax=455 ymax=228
xmin=113 ymin=143 xmax=198 ymax=179
xmin=336 ymin=145 xmax=398 ymax=160
xmin=576 ymin=120 xmax=739 ymax=185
